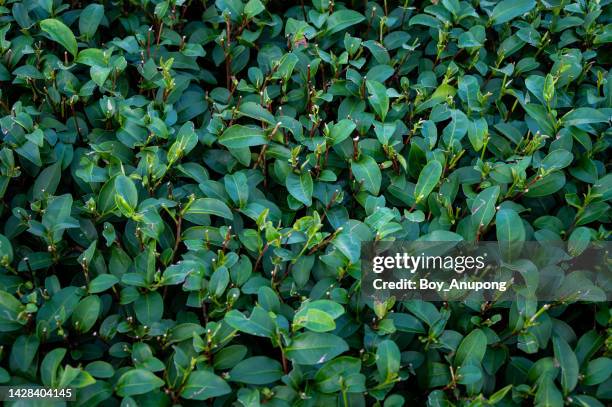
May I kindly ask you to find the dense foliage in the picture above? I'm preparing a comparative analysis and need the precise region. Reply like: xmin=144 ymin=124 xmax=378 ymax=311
xmin=0 ymin=0 xmax=611 ymax=405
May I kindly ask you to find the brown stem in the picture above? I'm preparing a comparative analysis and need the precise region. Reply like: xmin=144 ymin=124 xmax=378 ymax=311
xmin=254 ymin=144 xmax=268 ymax=169
xmin=352 ymin=136 xmax=360 ymax=160
xmin=281 ymin=348 xmax=289 ymax=374
xmin=306 ymin=64 xmax=312 ymax=112
xmin=307 ymin=231 xmax=339 ymax=256
xmin=71 ymin=104 xmax=82 ymax=138
xmin=147 ymin=27 xmax=152 ymax=59
xmin=153 ymin=22 xmax=164 ymax=60
xmin=309 ymin=120 xmax=319 ymax=138
xmin=254 ymin=243 xmax=269 ymax=272
xmin=221 ymin=226 xmax=232 ymax=254
xmin=300 ymin=0 xmax=307 ymax=20
xmin=512 ymin=175 xmax=542 ymax=201
xmin=319 ymin=190 xmax=339 ymax=223
xmin=0 ymin=98 xmax=10 ymax=113
xmin=172 ymin=215 xmax=182 ymax=261
xmin=225 ymin=17 xmax=232 ymax=89
xmin=202 ymin=301 xmax=208 ymax=324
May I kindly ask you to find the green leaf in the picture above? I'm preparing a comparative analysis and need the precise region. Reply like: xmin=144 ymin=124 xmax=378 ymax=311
xmin=224 ymin=172 xmax=249 ymax=207
xmin=470 ymin=185 xmax=500 ymax=229
xmin=376 ymin=340 xmax=400 ymax=381
xmin=534 ymin=378 xmax=563 ymax=407
xmin=409 ymin=14 xmax=442 ymax=29
xmin=454 ymin=329 xmax=487 ymax=367
xmin=541 ymin=149 xmax=573 ymax=172
xmin=562 ymin=108 xmax=609 ymax=126
xmin=0 ymin=235 xmax=13 ymax=264
xmin=180 ymin=371 xmax=231 ymax=400
xmin=552 ymin=336 xmax=579 ymax=394
xmin=213 ymin=345 xmax=247 ymax=370
xmin=293 ymin=300 xmax=344 ymax=333
xmin=352 ymin=155 xmax=382 ymax=195
xmin=237 ymin=102 xmax=275 ymax=124
xmin=524 ymin=104 xmax=556 ymax=135
xmin=285 ymin=332 xmax=348 ymax=365
xmin=229 ymin=356 xmax=283 ymax=385
xmin=40 ymin=19 xmax=78 ymax=57
xmin=209 ymin=266 xmax=229 ymax=297
xmin=467 ymin=118 xmax=488 ymax=152
xmin=366 ymin=80 xmax=389 ymax=121
xmin=225 ymin=306 xmax=275 ymax=338
xmin=116 ymin=369 xmax=164 ymax=397
xmin=219 ymin=125 xmax=267 ymax=149
xmin=490 ymin=0 xmax=536 ymax=25
xmin=244 ymin=0 xmax=265 ymax=18
xmin=583 ymin=357 xmax=612 ymax=386
xmin=9 ymin=335 xmax=39 ymax=373
xmin=16 ymin=141 xmax=41 ymax=166
xmin=167 ymin=122 xmax=198 ymax=164
xmin=442 ymin=109 xmax=469 ymax=145
xmin=41 ymin=348 xmax=66 ymax=387
xmin=406 ymin=209 xmax=425 ymax=222
xmin=297 ymin=300 xmax=344 ymax=319
xmin=414 ymin=160 xmax=442 ymax=203
xmin=293 ymin=308 xmax=335 ymax=332
xmin=315 ymin=356 xmax=365 ymax=394
xmin=133 ymin=291 xmax=163 ymax=326
xmin=286 ymin=171 xmax=313 ymax=206
xmin=488 ymin=385 xmax=513 ymax=404
xmin=274 ymin=53 xmax=299 ymax=80
xmin=33 ymin=162 xmax=61 ymax=200
xmin=314 ymin=357 xmax=363 ymax=393
xmin=575 ymin=331 xmax=604 ymax=367
xmin=75 ymin=48 xmax=106 ymax=66
xmin=329 ymin=119 xmax=356 ymax=145
xmin=42 ymin=194 xmax=76 ymax=232
xmin=496 ymin=209 xmax=525 ymax=260
xmin=85 ymin=361 xmax=114 ymax=379
xmin=88 ymin=274 xmax=119 ymax=294
xmin=79 ymin=4 xmax=104 ymax=39
xmin=185 ymin=198 xmax=233 ymax=221
xmin=91 ymin=66 xmax=111 ymax=87
xmin=524 ymin=172 xmax=566 ymax=197
xmin=456 ymin=363 xmax=483 ymax=385
xmin=114 ymin=175 xmax=138 ymax=215
xmin=442 ymin=0 xmax=461 ymax=15
xmin=36 ymin=286 xmax=82 ymax=334
xmin=0 ymin=290 xmax=23 ymax=332
xmin=518 ymin=331 xmax=539 ymax=354
xmin=71 ymin=295 xmax=101 ymax=333
xmin=543 ymin=74 xmax=555 ymax=104
xmin=568 ymin=227 xmax=591 ymax=256
xmin=593 ymin=173 xmax=612 ymax=201
xmin=326 ymin=10 xmax=365 ymax=35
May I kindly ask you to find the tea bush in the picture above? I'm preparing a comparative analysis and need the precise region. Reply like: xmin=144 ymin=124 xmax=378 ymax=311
xmin=0 ymin=0 xmax=611 ymax=405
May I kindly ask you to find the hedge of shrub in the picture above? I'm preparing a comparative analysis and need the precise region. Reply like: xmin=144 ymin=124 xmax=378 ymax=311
xmin=0 ymin=0 xmax=611 ymax=405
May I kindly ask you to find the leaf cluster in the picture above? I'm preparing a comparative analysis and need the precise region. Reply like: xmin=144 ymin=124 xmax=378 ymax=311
xmin=0 ymin=0 xmax=610 ymax=406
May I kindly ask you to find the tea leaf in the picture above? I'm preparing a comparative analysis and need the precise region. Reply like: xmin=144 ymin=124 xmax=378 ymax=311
xmin=40 ymin=19 xmax=78 ymax=57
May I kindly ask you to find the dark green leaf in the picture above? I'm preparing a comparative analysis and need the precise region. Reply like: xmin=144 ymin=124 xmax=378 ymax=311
xmin=414 ymin=161 xmax=442 ymax=203
xmin=286 ymin=332 xmax=348 ymax=365
xmin=180 ymin=371 xmax=231 ymax=400
xmin=40 ymin=19 xmax=78 ymax=57
xmin=229 ymin=356 xmax=283 ymax=385
xmin=490 ymin=0 xmax=536 ymax=25
xmin=116 ymin=369 xmax=164 ymax=396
